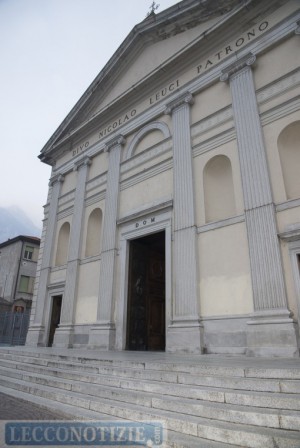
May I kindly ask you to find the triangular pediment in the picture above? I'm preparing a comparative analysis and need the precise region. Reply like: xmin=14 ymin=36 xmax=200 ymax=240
xmin=40 ymin=0 xmax=294 ymax=164
xmin=82 ymin=16 xmax=222 ymax=120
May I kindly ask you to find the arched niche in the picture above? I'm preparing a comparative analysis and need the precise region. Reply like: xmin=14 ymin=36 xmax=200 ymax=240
xmin=85 ymin=208 xmax=103 ymax=257
xmin=203 ymin=155 xmax=236 ymax=223
xmin=278 ymin=121 xmax=300 ymax=200
xmin=55 ymin=222 xmax=70 ymax=266
xmin=125 ymin=121 xmax=171 ymax=159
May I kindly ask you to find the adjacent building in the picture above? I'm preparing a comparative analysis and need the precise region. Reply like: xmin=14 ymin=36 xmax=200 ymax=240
xmin=0 ymin=235 xmax=40 ymax=312
xmin=26 ymin=0 xmax=300 ymax=356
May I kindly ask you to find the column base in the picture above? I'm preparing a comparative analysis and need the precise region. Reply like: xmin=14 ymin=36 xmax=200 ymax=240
xmin=26 ymin=324 xmax=46 ymax=347
xmin=246 ymin=309 xmax=299 ymax=357
xmin=88 ymin=322 xmax=116 ymax=350
xmin=166 ymin=318 xmax=204 ymax=354
xmin=52 ymin=324 xmax=74 ymax=348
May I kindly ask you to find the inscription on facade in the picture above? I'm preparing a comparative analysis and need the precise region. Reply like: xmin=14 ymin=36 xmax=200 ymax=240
xmin=98 ymin=109 xmax=137 ymax=139
xmin=135 ymin=217 xmax=156 ymax=228
xmin=72 ymin=141 xmax=90 ymax=157
xmin=196 ymin=21 xmax=269 ymax=74
xmin=149 ymin=80 xmax=180 ymax=105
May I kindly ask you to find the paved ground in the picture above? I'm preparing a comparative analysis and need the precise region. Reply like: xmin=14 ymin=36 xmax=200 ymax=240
xmin=0 ymin=392 xmax=73 ymax=420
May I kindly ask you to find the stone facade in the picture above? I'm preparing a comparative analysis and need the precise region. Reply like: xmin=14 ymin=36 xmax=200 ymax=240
xmin=26 ymin=0 xmax=300 ymax=356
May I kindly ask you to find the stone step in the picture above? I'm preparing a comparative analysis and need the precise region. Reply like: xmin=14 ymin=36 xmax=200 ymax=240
xmin=2 ymin=355 xmax=300 ymax=396
xmin=0 ymin=376 xmax=299 ymax=448
xmin=2 ymin=348 xmax=300 ymax=379
xmin=1 ymin=363 xmax=300 ymax=413
xmin=2 ymin=352 xmax=300 ymax=396
xmin=177 ymin=370 xmax=300 ymax=393
xmin=1 ymin=367 xmax=300 ymax=431
xmin=0 ymin=386 xmax=234 ymax=448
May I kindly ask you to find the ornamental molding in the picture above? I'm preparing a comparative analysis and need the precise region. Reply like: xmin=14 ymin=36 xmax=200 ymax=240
xmin=120 ymin=158 xmax=172 ymax=192
xmin=73 ymin=156 xmax=92 ymax=171
xmin=164 ymin=92 xmax=194 ymax=115
xmin=122 ymin=140 xmax=172 ymax=175
xmin=117 ymin=198 xmax=173 ymax=225
xmin=49 ymin=173 xmax=64 ymax=186
xmin=125 ymin=121 xmax=171 ymax=160
xmin=257 ymin=69 xmax=300 ymax=105
xmin=104 ymin=135 xmax=126 ymax=152
xmin=58 ymin=190 xmax=75 ymax=208
xmin=220 ymin=52 xmax=256 ymax=82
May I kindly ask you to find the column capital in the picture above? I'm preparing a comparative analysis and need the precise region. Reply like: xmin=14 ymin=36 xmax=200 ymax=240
xmin=104 ymin=135 xmax=126 ymax=152
xmin=49 ymin=173 xmax=64 ymax=187
xmin=220 ymin=52 xmax=256 ymax=82
xmin=164 ymin=92 xmax=194 ymax=115
xmin=73 ymin=156 xmax=92 ymax=171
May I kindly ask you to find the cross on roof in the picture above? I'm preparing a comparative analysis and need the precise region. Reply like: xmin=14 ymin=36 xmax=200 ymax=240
xmin=147 ymin=1 xmax=160 ymax=16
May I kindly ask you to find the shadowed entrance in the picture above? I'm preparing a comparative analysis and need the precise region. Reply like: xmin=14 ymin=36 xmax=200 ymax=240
xmin=48 ymin=295 xmax=62 ymax=347
xmin=126 ymin=231 xmax=165 ymax=351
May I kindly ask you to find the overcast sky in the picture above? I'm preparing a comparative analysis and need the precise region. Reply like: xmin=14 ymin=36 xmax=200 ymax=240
xmin=0 ymin=0 xmax=180 ymax=228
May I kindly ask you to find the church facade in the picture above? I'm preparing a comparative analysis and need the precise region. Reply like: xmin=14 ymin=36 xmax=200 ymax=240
xmin=26 ymin=0 xmax=300 ymax=356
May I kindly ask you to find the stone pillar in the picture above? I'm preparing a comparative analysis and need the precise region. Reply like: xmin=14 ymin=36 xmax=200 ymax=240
xmin=52 ymin=157 xmax=91 ymax=348
xmin=221 ymin=53 xmax=299 ymax=357
xmin=89 ymin=135 xmax=125 ymax=349
xmin=165 ymin=92 xmax=203 ymax=353
xmin=26 ymin=173 xmax=64 ymax=346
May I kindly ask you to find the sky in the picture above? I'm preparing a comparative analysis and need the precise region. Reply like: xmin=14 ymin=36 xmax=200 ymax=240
xmin=0 ymin=0 xmax=180 ymax=229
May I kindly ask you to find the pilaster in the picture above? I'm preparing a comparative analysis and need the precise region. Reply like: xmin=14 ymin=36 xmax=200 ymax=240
xmin=89 ymin=135 xmax=125 ymax=349
xmin=26 ymin=173 xmax=64 ymax=346
xmin=53 ymin=157 xmax=91 ymax=348
xmin=221 ymin=53 xmax=299 ymax=356
xmin=165 ymin=92 xmax=203 ymax=354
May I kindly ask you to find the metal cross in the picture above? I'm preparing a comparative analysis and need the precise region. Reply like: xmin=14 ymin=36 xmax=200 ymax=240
xmin=148 ymin=1 xmax=160 ymax=15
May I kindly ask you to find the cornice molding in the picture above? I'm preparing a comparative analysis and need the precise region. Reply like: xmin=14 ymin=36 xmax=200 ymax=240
xmin=220 ymin=52 xmax=256 ymax=82
xmin=117 ymin=198 xmax=173 ymax=225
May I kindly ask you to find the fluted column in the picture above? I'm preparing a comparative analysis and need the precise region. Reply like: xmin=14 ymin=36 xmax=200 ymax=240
xmin=221 ymin=53 xmax=299 ymax=356
xmin=89 ymin=135 xmax=125 ymax=349
xmin=26 ymin=173 xmax=64 ymax=346
xmin=53 ymin=157 xmax=91 ymax=348
xmin=165 ymin=92 xmax=203 ymax=353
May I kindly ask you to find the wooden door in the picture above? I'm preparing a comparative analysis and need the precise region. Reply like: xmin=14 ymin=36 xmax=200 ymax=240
xmin=147 ymin=251 xmax=165 ymax=350
xmin=126 ymin=233 xmax=165 ymax=351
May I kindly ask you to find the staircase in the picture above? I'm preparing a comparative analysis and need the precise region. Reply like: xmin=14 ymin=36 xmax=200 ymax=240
xmin=0 ymin=347 xmax=299 ymax=447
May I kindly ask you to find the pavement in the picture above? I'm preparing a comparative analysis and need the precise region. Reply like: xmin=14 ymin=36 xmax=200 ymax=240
xmin=0 ymin=392 xmax=73 ymax=421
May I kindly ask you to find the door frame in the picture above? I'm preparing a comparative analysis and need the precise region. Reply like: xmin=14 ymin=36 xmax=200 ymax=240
xmin=44 ymin=283 xmax=65 ymax=346
xmin=115 ymin=207 xmax=172 ymax=351
xmin=126 ymin=232 xmax=166 ymax=351
xmin=47 ymin=294 xmax=62 ymax=347
xmin=288 ymin=238 xmax=300 ymax=335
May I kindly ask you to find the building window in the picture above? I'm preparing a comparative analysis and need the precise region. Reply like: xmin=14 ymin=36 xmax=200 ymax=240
xmin=19 ymin=275 xmax=34 ymax=294
xmin=24 ymin=245 xmax=34 ymax=260
xmin=19 ymin=276 xmax=29 ymax=293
